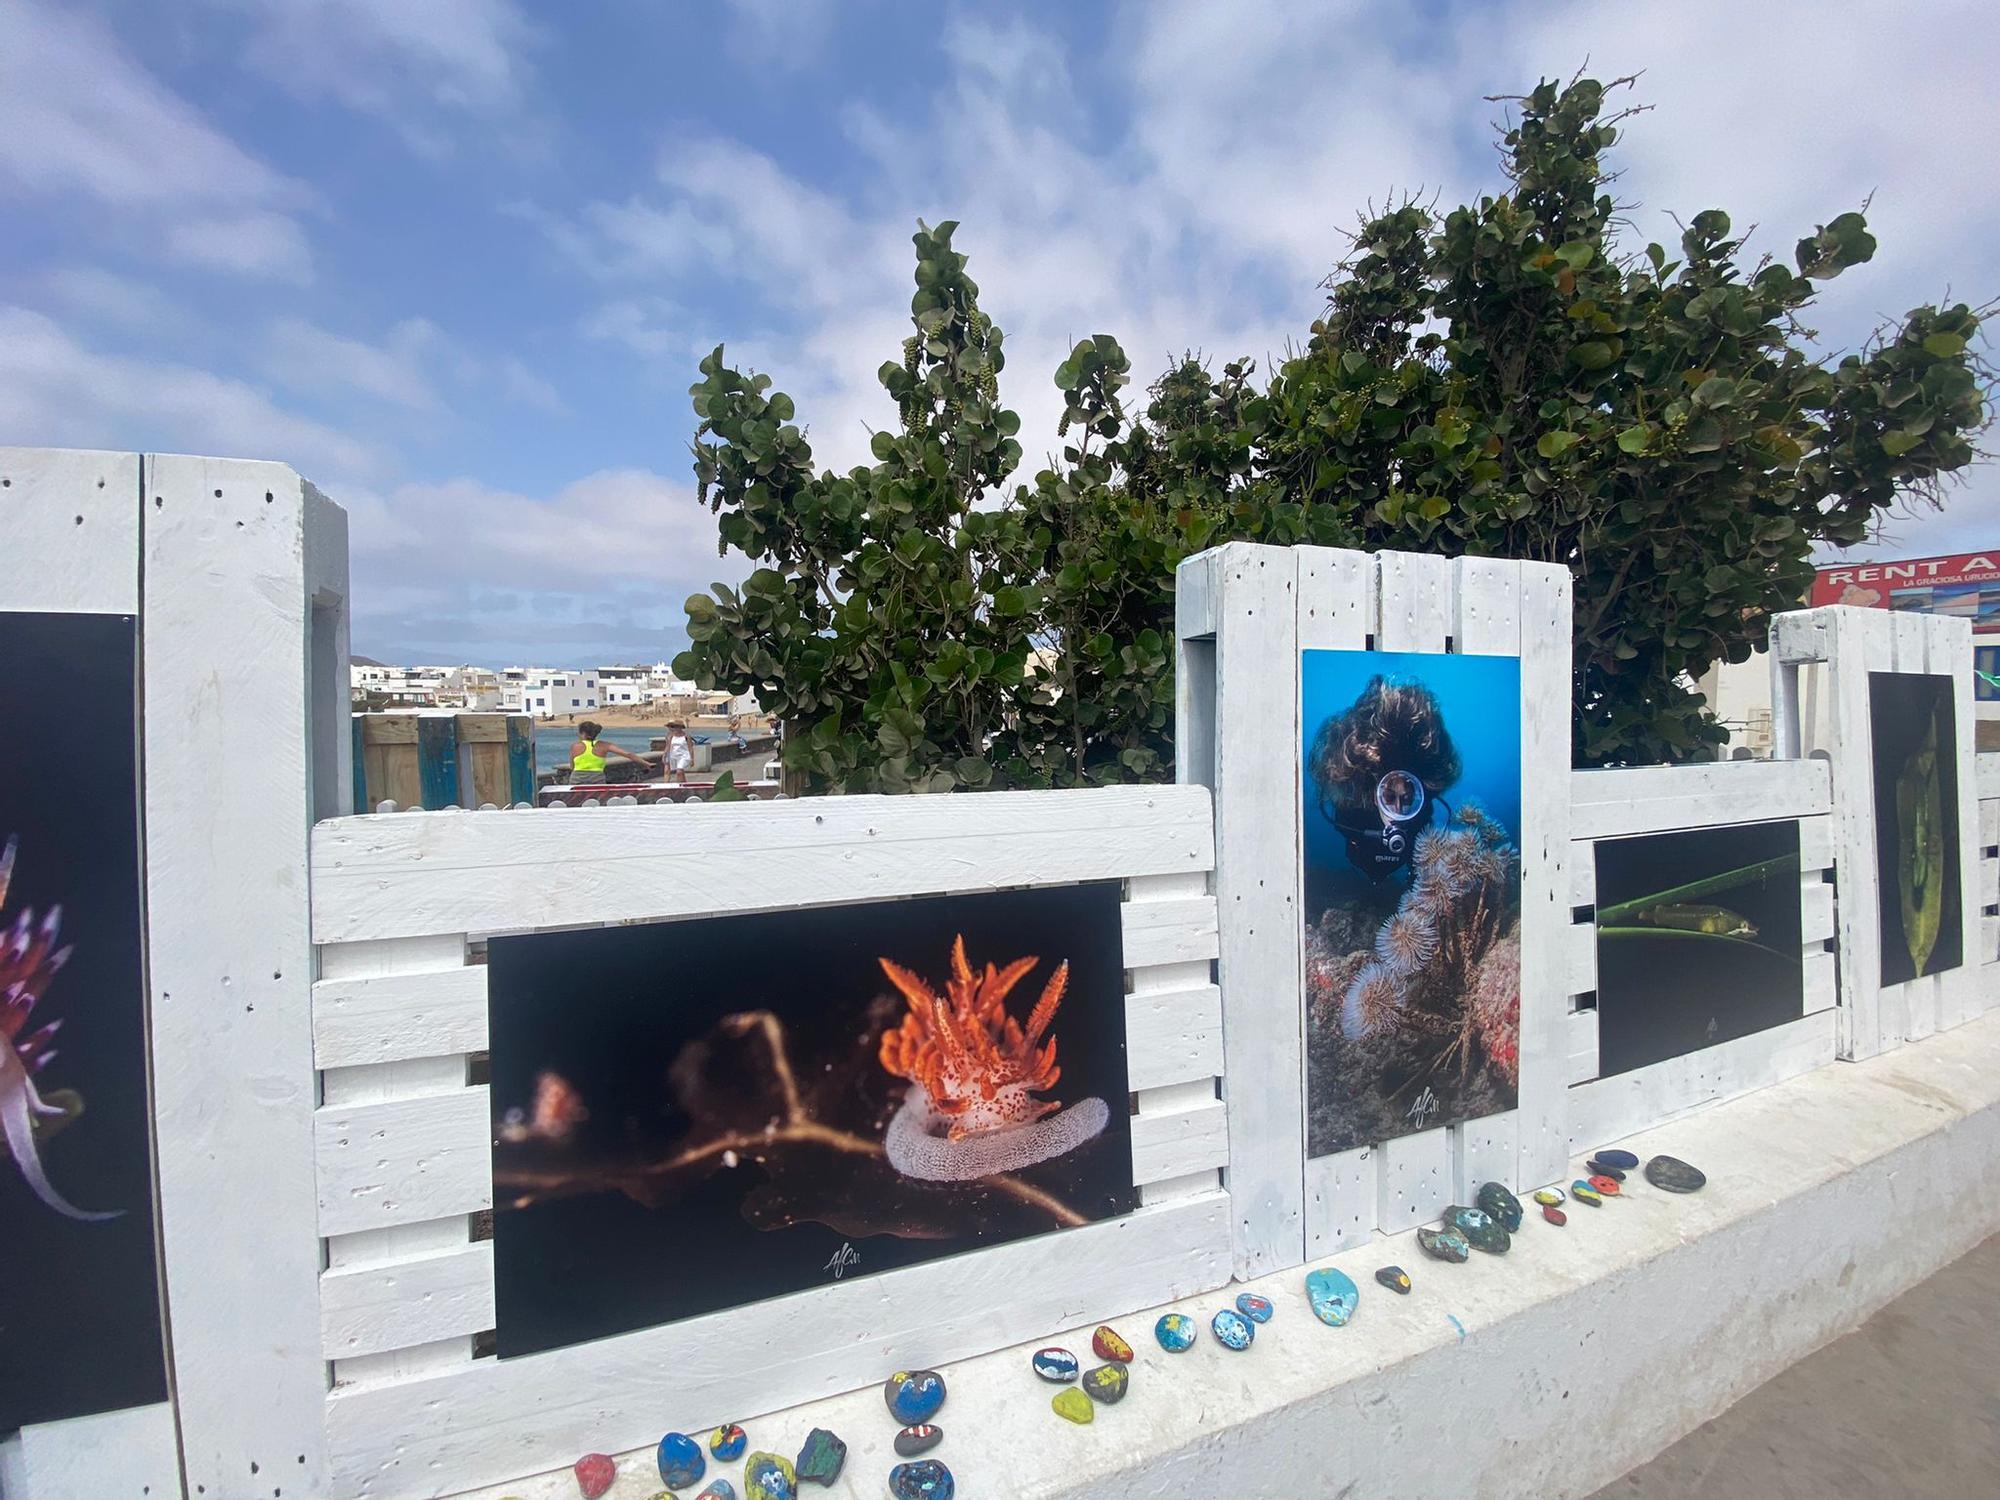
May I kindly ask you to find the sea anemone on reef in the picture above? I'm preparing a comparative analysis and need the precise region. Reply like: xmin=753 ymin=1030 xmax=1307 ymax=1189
xmin=1375 ymin=909 xmax=1438 ymax=975
xmin=876 ymin=935 xmax=1108 ymax=1182
xmin=1340 ymin=962 xmax=1407 ymax=1040
xmin=1469 ymin=928 xmax=1522 ymax=1089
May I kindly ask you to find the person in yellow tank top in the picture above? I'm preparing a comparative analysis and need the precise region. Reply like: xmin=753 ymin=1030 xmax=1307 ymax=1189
xmin=568 ymin=719 xmax=649 ymax=785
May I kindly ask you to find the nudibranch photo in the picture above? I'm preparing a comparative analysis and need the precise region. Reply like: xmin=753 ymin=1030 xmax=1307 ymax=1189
xmin=486 ymin=882 xmax=1132 ymax=1359
xmin=1299 ymin=649 xmax=1524 ymax=1157
xmin=1868 ymin=672 xmax=1965 ymax=987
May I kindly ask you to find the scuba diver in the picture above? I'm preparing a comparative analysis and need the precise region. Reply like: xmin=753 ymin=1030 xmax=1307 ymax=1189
xmin=1307 ymin=674 xmax=1462 ymax=883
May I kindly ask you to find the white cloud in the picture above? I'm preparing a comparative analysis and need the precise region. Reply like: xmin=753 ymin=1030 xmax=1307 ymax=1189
xmin=262 ymin=316 xmax=444 ymax=410
xmin=496 ymin=357 xmax=567 ymax=416
xmin=165 ymin=211 xmax=315 ymax=284
xmin=38 ymin=266 xmax=184 ymax=332
xmin=725 ymin=0 xmax=841 ymax=74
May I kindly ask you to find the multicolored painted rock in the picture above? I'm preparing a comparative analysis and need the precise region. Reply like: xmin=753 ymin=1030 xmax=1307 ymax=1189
xmin=888 ymin=1459 xmax=955 ymax=1500
xmin=894 ymin=1424 xmax=943 ymax=1458
xmin=743 ymin=1453 xmax=795 ymax=1500
xmin=657 ymin=1432 xmax=705 ymax=1490
xmin=1585 ymin=1158 xmax=1626 ymax=1181
xmin=1375 ymin=1265 xmax=1412 ymax=1295
xmin=1033 ymin=1347 xmax=1080 ymax=1383
xmin=1595 ymin=1148 xmax=1639 ymax=1171
xmin=1052 ymin=1387 xmax=1095 ymax=1424
xmin=1588 ymin=1174 xmax=1622 ymax=1196
xmin=1476 ymin=1181 xmax=1525 ymax=1232
xmin=1571 ymin=1180 xmax=1603 ymax=1206
xmin=1645 ymin=1155 xmax=1707 ymax=1193
xmin=1305 ymin=1266 xmax=1360 ymax=1327
xmin=1542 ymin=1204 xmax=1568 ymax=1227
xmin=883 ymin=1370 xmax=947 ymax=1424
xmin=1155 ymin=1313 xmax=1198 ymax=1352
xmin=1446 ymin=1205 xmax=1512 ymax=1255
xmin=1082 ymin=1363 xmax=1130 ymax=1404
xmin=1092 ymin=1325 xmax=1135 ymax=1362
xmin=1235 ymin=1292 xmax=1275 ymax=1324
xmin=793 ymin=1428 xmax=845 ymax=1487
xmin=1532 ymin=1186 xmax=1566 ymax=1207
xmin=693 ymin=1483 xmax=736 ymax=1500
xmin=1417 ymin=1226 xmax=1471 ymax=1263
xmin=1211 ymin=1307 xmax=1255 ymax=1350
xmin=709 ymin=1425 xmax=748 ymax=1462
xmin=574 ymin=1454 xmax=617 ymax=1500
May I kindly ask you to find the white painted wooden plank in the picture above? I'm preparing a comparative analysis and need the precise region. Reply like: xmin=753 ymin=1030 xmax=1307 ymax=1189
xmin=1303 ymin=1145 xmax=1375 ymax=1258
xmin=1130 ymin=1095 xmax=1228 ymax=1183
xmin=1800 ymin=879 xmax=1836 ymax=947
xmin=1980 ymin=798 xmax=2000 ymax=849
xmin=1565 ymin=1010 xmax=1837 ymax=1150
xmin=1175 ymin=549 xmax=1221 ymax=793
xmin=1982 ymin=855 xmax=2000 ymax=911
xmin=1570 ymin=853 xmax=1596 ymax=911
xmin=1125 ymin=985 xmax=1224 ymax=1092
xmin=1939 ymin=614 xmax=1983 ymax=1032
xmin=321 ymin=1243 xmax=495 ymax=1361
xmin=142 ymin=454 xmax=330 ymax=1492
xmin=1377 ymin=551 xmax=1452 ymax=651
xmin=1979 ymin=754 xmax=2000 ymax=801
xmin=1140 ymin=1170 xmax=1223 ymax=1205
xmin=1984 ymin=915 xmax=2000 ymax=969
xmin=1569 ymin=759 xmax=1831 ymax=841
xmin=1374 ymin=1128 xmax=1453 ymax=1233
xmin=1296 ymin=542 xmax=1375 ymax=651
xmin=1567 ymin=1007 xmax=1600 ymax=1084
xmin=1451 ymin=1108 xmax=1520 ymax=1199
xmin=0 ymin=1400 xmax=182 ymax=1500
xmin=325 ymin=1193 xmax=1231 ymax=1496
xmin=0 ymin=446 xmax=140 ymax=613
xmin=315 ymin=1088 xmax=493 ymax=1237
xmin=314 ymin=784 xmax=1215 ymax=943
xmin=1566 ymin=919 xmax=1598 ymax=998
xmin=1802 ymin=950 xmax=1838 ymax=1015
xmin=313 ymin=964 xmax=488 ymax=1068
xmin=1827 ymin=608 xmax=1884 ymax=1060
xmin=1799 ymin=815 xmax=1836 ymax=873
xmin=1119 ymin=896 xmax=1219 ymax=968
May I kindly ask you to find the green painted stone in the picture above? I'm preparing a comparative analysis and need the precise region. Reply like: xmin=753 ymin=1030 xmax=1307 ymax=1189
xmin=1052 ymin=1387 xmax=1095 ymax=1424
xmin=793 ymin=1427 xmax=845 ymax=1487
xmin=1081 ymin=1363 xmax=1129 ymax=1404
xmin=1445 ymin=1204 xmax=1512 ymax=1255
xmin=1417 ymin=1226 xmax=1470 ymax=1263
xmin=743 ymin=1452 xmax=795 ymax=1500
xmin=1476 ymin=1181 xmax=1525 ymax=1232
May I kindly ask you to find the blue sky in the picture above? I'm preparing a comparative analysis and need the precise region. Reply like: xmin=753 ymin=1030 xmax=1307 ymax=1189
xmin=3 ymin=1 xmax=1995 ymax=667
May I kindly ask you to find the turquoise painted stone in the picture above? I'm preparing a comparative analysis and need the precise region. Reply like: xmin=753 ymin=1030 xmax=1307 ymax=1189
xmin=1375 ymin=1265 xmax=1412 ymax=1294
xmin=656 ymin=1432 xmax=704 ymax=1490
xmin=883 ymin=1369 xmax=946 ymax=1423
xmin=1417 ymin=1226 xmax=1470 ymax=1263
xmin=743 ymin=1453 xmax=795 ymax=1500
xmin=793 ymin=1428 xmax=844 ymax=1487
xmin=1595 ymin=1148 xmax=1640 ymax=1170
xmin=1155 ymin=1312 xmax=1197 ymax=1352
xmin=1446 ymin=1204 xmax=1511 ymax=1255
xmin=1476 ymin=1181 xmax=1525 ymax=1232
xmin=1646 ymin=1154 xmax=1707 ymax=1193
xmin=894 ymin=1425 xmax=942 ymax=1458
xmin=1051 ymin=1387 xmax=1094 ymax=1424
xmin=1211 ymin=1307 xmax=1255 ymax=1350
xmin=695 ymin=1485 xmax=736 ymax=1500
xmin=1235 ymin=1292 xmax=1275 ymax=1324
xmin=1082 ymin=1362 xmax=1130 ymax=1404
xmin=708 ymin=1425 xmax=747 ymax=1462
xmin=1571 ymin=1179 xmax=1603 ymax=1206
xmin=1033 ymin=1346 xmax=1079 ymax=1383
xmin=888 ymin=1459 xmax=956 ymax=1500
xmin=1305 ymin=1266 xmax=1360 ymax=1327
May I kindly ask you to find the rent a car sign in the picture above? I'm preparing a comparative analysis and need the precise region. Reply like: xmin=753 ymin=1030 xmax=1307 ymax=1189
xmin=1813 ymin=551 xmax=2000 ymax=633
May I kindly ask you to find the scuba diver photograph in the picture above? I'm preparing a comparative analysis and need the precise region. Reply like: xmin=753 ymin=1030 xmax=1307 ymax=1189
xmin=1299 ymin=655 xmax=1524 ymax=1157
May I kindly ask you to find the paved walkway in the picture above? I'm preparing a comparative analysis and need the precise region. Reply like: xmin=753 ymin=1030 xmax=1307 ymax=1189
xmin=1588 ymin=1233 xmax=2000 ymax=1498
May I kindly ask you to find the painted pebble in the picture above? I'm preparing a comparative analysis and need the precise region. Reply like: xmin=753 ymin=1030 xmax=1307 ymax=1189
xmin=1052 ymin=1387 xmax=1095 ymax=1424
xmin=1155 ymin=1313 xmax=1198 ymax=1352
xmin=1588 ymin=1174 xmax=1622 ymax=1196
xmin=1092 ymin=1325 xmax=1135 ymax=1362
xmin=1571 ymin=1179 xmax=1603 ymax=1207
xmin=1446 ymin=1205 xmax=1511 ymax=1255
xmin=1645 ymin=1154 xmax=1708 ymax=1193
xmin=694 ymin=1485 xmax=736 ymax=1500
xmin=1532 ymin=1186 xmax=1566 ymax=1207
xmin=1595 ymin=1148 xmax=1639 ymax=1171
xmin=1417 ymin=1226 xmax=1471 ymax=1263
xmin=1375 ymin=1265 xmax=1412 ymax=1295
xmin=657 ymin=1432 xmax=705 ymax=1490
xmin=883 ymin=1369 xmax=947 ymax=1424
xmin=1033 ymin=1347 xmax=1080 ymax=1383
xmin=1585 ymin=1158 xmax=1626 ymax=1181
xmin=1305 ymin=1266 xmax=1360 ymax=1327
xmin=1082 ymin=1363 xmax=1130 ymax=1404
xmin=1235 ymin=1292 xmax=1275 ymax=1324
xmin=793 ymin=1428 xmax=845 ymax=1487
xmin=1476 ymin=1181 xmax=1525 ymax=1233
xmin=1212 ymin=1307 xmax=1255 ymax=1350
xmin=894 ymin=1425 xmax=943 ymax=1458
xmin=888 ymin=1459 xmax=956 ymax=1500
xmin=743 ymin=1453 xmax=795 ymax=1500
xmin=575 ymin=1455 xmax=617 ymax=1500
xmin=709 ymin=1425 xmax=748 ymax=1462
xmin=1542 ymin=1204 xmax=1567 ymax=1227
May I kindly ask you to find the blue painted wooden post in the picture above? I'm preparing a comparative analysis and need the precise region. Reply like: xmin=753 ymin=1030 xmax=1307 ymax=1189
xmin=507 ymin=714 xmax=534 ymax=803
xmin=416 ymin=715 xmax=460 ymax=808
xmin=350 ymin=715 xmax=367 ymax=811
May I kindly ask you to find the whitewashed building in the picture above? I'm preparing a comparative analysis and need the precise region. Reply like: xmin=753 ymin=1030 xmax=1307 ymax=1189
xmin=501 ymin=667 xmax=600 ymax=718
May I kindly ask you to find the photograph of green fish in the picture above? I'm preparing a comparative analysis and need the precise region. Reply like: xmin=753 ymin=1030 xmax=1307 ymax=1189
xmin=1593 ymin=820 xmax=1804 ymax=1077
xmin=1869 ymin=673 xmax=1963 ymax=986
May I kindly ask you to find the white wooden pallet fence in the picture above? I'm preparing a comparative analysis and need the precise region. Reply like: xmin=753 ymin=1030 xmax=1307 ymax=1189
xmin=306 ymin=786 xmax=1230 ymax=1497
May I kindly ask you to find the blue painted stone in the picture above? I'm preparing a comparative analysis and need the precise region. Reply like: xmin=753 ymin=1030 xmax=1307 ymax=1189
xmin=695 ymin=1484 xmax=737 ymax=1500
xmin=1417 ymin=1226 xmax=1471 ymax=1263
xmin=793 ymin=1428 xmax=845 ymax=1487
xmin=1211 ymin=1307 xmax=1254 ymax=1350
xmin=1585 ymin=1158 xmax=1626 ymax=1181
xmin=1446 ymin=1204 xmax=1511 ymax=1255
xmin=1235 ymin=1292 xmax=1274 ymax=1324
xmin=883 ymin=1369 xmax=946 ymax=1424
xmin=1595 ymin=1148 xmax=1639 ymax=1171
xmin=1571 ymin=1179 xmax=1603 ymax=1207
xmin=743 ymin=1453 xmax=795 ymax=1500
xmin=708 ymin=1425 xmax=748 ymax=1462
xmin=888 ymin=1459 xmax=956 ymax=1500
xmin=1032 ymin=1346 xmax=1080 ymax=1383
xmin=1305 ymin=1266 xmax=1360 ymax=1327
xmin=1154 ymin=1312 xmax=1198 ymax=1352
xmin=1375 ymin=1265 xmax=1412 ymax=1294
xmin=1476 ymin=1181 xmax=1525 ymax=1232
xmin=656 ymin=1431 xmax=705 ymax=1490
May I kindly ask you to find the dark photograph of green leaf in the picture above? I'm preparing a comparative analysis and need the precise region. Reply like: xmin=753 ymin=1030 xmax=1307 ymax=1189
xmin=1869 ymin=673 xmax=1963 ymax=986
xmin=1593 ymin=821 xmax=1804 ymax=1077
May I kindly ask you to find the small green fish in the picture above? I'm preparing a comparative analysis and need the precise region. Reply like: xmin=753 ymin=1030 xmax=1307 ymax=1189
xmin=1634 ymin=902 xmax=1757 ymax=939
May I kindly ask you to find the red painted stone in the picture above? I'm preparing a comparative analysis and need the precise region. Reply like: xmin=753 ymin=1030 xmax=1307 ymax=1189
xmin=1588 ymin=1174 xmax=1622 ymax=1196
xmin=1542 ymin=1204 xmax=1568 ymax=1227
xmin=574 ymin=1453 xmax=616 ymax=1499
xmin=1092 ymin=1325 xmax=1134 ymax=1362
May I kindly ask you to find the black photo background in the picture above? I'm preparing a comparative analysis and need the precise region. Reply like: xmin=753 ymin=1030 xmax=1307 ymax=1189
xmin=1 ymin=612 xmax=167 ymax=1431
xmin=488 ymin=882 xmax=1134 ymax=1358
xmin=1869 ymin=673 xmax=1964 ymax=986
xmin=1593 ymin=820 xmax=1805 ymax=1077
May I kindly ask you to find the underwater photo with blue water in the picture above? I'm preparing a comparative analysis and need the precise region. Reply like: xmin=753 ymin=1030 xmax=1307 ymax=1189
xmin=1300 ymin=649 xmax=1523 ymax=1157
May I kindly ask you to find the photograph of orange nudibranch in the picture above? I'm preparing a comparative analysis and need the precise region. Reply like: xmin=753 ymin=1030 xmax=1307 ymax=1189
xmin=487 ymin=883 xmax=1132 ymax=1358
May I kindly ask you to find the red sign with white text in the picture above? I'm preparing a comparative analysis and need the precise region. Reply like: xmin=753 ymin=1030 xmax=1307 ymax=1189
xmin=1812 ymin=551 xmax=2000 ymax=634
